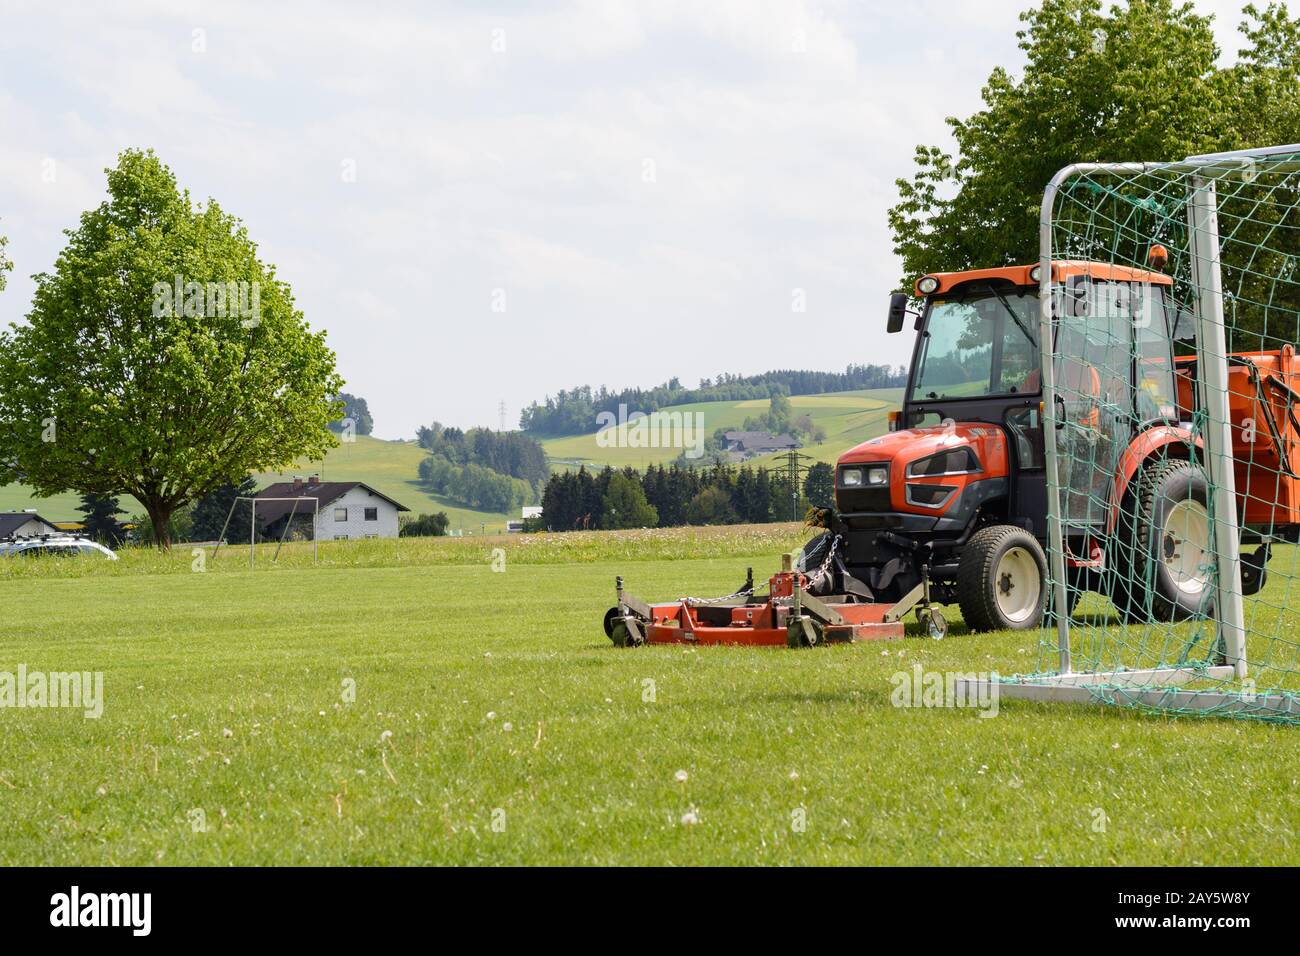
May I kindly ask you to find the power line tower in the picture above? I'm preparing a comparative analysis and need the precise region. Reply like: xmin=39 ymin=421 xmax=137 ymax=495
xmin=777 ymin=450 xmax=815 ymax=521
xmin=498 ymin=401 xmax=507 ymax=433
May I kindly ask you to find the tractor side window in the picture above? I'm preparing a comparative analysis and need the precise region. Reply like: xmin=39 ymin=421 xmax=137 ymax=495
xmin=1135 ymin=285 xmax=1178 ymax=423
xmin=1005 ymin=405 xmax=1045 ymax=469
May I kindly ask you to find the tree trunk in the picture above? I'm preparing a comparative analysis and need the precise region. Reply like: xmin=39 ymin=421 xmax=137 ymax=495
xmin=143 ymin=497 xmax=173 ymax=550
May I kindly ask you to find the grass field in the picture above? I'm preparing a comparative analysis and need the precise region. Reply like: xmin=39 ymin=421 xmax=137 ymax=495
xmin=541 ymin=387 xmax=902 ymax=471
xmin=2 ymin=524 xmax=1298 ymax=866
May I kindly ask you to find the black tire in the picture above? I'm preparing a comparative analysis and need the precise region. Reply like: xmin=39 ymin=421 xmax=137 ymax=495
xmin=796 ymin=532 xmax=833 ymax=573
xmin=1127 ymin=459 xmax=1214 ymax=622
xmin=957 ymin=525 xmax=1048 ymax=632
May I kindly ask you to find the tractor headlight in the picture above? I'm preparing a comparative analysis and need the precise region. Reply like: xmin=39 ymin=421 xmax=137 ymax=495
xmin=917 ymin=275 xmax=940 ymax=295
xmin=841 ymin=464 xmax=888 ymax=487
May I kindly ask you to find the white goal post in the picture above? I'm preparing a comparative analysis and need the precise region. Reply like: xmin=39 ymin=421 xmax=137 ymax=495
xmin=960 ymin=143 xmax=1300 ymax=719
xmin=209 ymin=496 xmax=319 ymax=568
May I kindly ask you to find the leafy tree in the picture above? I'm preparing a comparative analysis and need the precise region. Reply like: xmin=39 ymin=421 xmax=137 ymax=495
xmin=77 ymin=493 xmax=127 ymax=547
xmin=888 ymin=0 xmax=1268 ymax=284
xmin=329 ymin=392 xmax=374 ymax=436
xmin=0 ymin=149 xmax=343 ymax=548
xmin=685 ymin=486 xmax=738 ymax=525
xmin=190 ymin=475 xmax=258 ymax=543
xmin=601 ymin=473 xmax=659 ymax=529
xmin=803 ymin=462 xmax=835 ymax=510
xmin=400 ymin=512 xmax=450 ymax=536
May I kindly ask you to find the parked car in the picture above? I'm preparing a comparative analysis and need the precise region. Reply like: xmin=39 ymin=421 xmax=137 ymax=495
xmin=0 ymin=535 xmax=118 ymax=560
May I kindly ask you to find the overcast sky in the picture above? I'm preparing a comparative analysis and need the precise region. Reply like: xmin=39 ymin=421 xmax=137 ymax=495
xmin=0 ymin=0 xmax=1248 ymax=438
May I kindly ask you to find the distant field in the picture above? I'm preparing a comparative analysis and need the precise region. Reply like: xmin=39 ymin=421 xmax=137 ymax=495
xmin=258 ymin=435 xmax=513 ymax=534
xmin=0 ymin=388 xmax=902 ymax=528
xmin=542 ymin=387 xmax=902 ymax=471
xmin=0 ymin=435 xmax=513 ymax=533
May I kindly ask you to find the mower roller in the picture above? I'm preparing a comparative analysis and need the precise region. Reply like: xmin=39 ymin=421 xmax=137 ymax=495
xmin=603 ymin=538 xmax=947 ymax=647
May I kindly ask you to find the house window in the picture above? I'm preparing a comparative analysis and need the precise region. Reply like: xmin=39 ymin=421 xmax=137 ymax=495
xmin=334 ymin=507 xmax=348 ymax=522
xmin=364 ymin=507 xmax=378 ymax=521
xmin=365 ymin=534 xmax=378 ymax=539
xmin=334 ymin=534 xmax=349 ymax=541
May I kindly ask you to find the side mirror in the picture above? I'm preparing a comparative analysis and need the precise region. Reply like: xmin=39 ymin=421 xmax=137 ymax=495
xmin=887 ymin=292 xmax=910 ymax=333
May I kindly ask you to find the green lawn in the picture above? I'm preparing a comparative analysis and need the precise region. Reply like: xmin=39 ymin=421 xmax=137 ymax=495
xmin=1 ymin=524 xmax=1297 ymax=865
xmin=541 ymin=388 xmax=902 ymax=471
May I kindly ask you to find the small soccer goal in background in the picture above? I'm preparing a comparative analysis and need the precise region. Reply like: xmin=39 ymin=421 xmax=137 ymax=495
xmin=210 ymin=495 xmax=319 ymax=568
xmin=964 ymin=143 xmax=1300 ymax=722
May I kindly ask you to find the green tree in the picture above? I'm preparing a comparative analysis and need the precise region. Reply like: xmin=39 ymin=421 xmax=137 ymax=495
xmin=77 ymin=493 xmax=127 ymax=547
xmin=329 ymin=392 xmax=374 ymax=436
xmin=190 ymin=475 xmax=258 ymax=543
xmin=601 ymin=473 xmax=658 ymax=529
xmin=400 ymin=512 xmax=450 ymax=536
xmin=0 ymin=149 xmax=343 ymax=548
xmin=685 ymin=485 xmax=738 ymax=525
xmin=803 ymin=462 xmax=835 ymax=509
xmin=889 ymin=0 xmax=1242 ymax=283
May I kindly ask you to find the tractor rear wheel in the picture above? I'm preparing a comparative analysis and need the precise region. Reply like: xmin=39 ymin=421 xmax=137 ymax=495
xmin=957 ymin=525 xmax=1048 ymax=632
xmin=1129 ymin=459 xmax=1214 ymax=622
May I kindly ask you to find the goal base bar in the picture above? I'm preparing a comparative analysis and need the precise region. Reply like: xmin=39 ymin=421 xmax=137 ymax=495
xmin=952 ymin=665 xmax=1299 ymax=713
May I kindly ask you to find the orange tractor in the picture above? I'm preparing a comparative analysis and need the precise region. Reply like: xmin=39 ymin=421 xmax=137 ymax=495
xmin=605 ymin=257 xmax=1300 ymax=646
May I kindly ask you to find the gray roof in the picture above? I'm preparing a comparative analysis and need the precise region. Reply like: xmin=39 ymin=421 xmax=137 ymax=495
xmin=722 ymin=431 xmax=799 ymax=450
xmin=0 ymin=512 xmax=61 ymax=537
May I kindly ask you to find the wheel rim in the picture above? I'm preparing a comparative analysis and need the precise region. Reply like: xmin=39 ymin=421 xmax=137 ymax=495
xmin=995 ymin=546 xmax=1041 ymax=623
xmin=1161 ymin=499 xmax=1210 ymax=596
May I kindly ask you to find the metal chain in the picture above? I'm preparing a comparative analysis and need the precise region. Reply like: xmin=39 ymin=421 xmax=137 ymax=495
xmin=803 ymin=533 xmax=841 ymax=590
xmin=684 ymin=533 xmax=841 ymax=605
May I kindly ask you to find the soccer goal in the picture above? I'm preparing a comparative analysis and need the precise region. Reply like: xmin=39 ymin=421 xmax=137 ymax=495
xmin=209 ymin=496 xmax=319 ymax=568
xmin=962 ymin=143 xmax=1300 ymax=722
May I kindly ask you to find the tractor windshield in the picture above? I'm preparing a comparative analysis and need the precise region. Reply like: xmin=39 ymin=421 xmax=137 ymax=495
xmin=911 ymin=286 xmax=1039 ymax=402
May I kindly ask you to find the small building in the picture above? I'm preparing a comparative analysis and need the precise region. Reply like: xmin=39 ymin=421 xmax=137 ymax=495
xmin=254 ymin=476 xmax=408 ymax=541
xmin=507 ymin=505 xmax=543 ymax=534
xmin=721 ymin=430 xmax=800 ymax=461
xmin=0 ymin=511 xmax=61 ymax=539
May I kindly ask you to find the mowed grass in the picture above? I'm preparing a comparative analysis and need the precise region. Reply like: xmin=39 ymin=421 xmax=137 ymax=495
xmin=542 ymin=388 xmax=901 ymax=471
xmin=1 ymin=524 xmax=1298 ymax=865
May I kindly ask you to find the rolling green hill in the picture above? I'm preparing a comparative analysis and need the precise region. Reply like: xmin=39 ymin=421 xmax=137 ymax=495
xmin=0 ymin=388 xmax=904 ymax=528
xmin=541 ymin=387 xmax=903 ymax=471
xmin=256 ymin=436 xmax=512 ymax=534
xmin=0 ymin=436 xmax=514 ymax=533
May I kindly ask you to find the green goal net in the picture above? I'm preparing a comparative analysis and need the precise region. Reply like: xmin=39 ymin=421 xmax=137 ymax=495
xmin=993 ymin=144 xmax=1300 ymax=721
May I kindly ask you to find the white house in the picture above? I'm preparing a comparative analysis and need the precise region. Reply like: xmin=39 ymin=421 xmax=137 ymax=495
xmin=254 ymin=477 xmax=409 ymax=541
xmin=0 ymin=511 xmax=62 ymax=539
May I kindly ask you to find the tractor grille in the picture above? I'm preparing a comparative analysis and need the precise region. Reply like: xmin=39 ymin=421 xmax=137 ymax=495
xmin=836 ymin=486 xmax=890 ymax=514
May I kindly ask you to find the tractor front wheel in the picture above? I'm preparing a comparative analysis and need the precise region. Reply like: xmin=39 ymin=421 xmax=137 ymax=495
xmin=957 ymin=525 xmax=1048 ymax=632
xmin=1129 ymin=460 xmax=1214 ymax=622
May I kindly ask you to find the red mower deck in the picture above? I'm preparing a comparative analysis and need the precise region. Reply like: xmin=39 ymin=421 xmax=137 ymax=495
xmin=603 ymin=553 xmax=943 ymax=648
